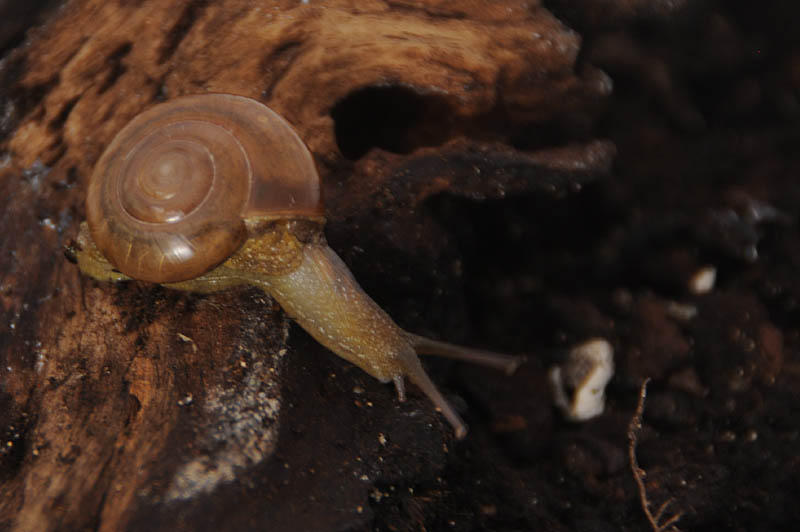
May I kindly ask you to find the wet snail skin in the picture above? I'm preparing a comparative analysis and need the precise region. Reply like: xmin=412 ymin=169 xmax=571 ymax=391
xmin=72 ymin=93 xmax=522 ymax=439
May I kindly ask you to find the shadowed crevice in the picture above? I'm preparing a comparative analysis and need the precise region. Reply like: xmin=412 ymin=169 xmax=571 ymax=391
xmin=158 ymin=0 xmax=208 ymax=65
xmin=98 ymin=42 xmax=133 ymax=93
xmin=332 ymin=85 xmax=456 ymax=160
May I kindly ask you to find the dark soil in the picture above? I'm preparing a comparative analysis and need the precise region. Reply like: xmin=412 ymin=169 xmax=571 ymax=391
xmin=347 ymin=2 xmax=800 ymax=530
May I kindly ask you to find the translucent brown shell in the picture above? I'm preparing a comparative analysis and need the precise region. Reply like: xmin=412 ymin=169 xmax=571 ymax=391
xmin=86 ymin=94 xmax=322 ymax=283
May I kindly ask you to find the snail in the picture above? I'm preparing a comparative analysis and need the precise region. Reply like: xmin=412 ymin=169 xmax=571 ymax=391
xmin=71 ymin=93 xmax=521 ymax=439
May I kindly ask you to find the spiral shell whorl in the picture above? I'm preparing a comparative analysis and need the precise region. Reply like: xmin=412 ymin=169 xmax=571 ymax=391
xmin=86 ymin=94 xmax=322 ymax=283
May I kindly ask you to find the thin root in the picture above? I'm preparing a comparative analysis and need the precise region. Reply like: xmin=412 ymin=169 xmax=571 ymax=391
xmin=628 ymin=378 xmax=684 ymax=532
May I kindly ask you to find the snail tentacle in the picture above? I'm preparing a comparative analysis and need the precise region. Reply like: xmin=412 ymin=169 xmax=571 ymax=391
xmin=407 ymin=334 xmax=524 ymax=375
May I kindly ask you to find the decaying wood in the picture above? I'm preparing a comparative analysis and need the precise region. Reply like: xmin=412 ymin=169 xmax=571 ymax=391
xmin=0 ymin=1 xmax=612 ymax=530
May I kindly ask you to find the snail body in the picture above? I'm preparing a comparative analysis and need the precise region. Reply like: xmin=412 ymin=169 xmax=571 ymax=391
xmin=74 ymin=93 xmax=521 ymax=439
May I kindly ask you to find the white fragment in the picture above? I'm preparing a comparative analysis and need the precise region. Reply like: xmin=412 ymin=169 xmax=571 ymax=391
xmin=549 ymin=338 xmax=614 ymax=422
xmin=40 ymin=218 xmax=57 ymax=231
xmin=665 ymin=301 xmax=698 ymax=321
xmin=177 ymin=393 xmax=193 ymax=406
xmin=689 ymin=266 xmax=716 ymax=294
xmin=177 ymin=333 xmax=198 ymax=353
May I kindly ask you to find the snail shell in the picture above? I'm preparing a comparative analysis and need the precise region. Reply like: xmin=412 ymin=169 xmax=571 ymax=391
xmin=86 ymin=93 xmax=322 ymax=283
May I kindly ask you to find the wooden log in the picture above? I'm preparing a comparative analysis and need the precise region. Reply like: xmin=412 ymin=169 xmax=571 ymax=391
xmin=0 ymin=1 xmax=612 ymax=530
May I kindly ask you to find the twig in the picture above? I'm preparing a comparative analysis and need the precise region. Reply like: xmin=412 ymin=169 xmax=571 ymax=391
xmin=628 ymin=378 xmax=683 ymax=532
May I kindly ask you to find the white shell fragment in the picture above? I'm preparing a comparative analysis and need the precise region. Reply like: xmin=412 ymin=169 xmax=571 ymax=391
xmin=549 ymin=338 xmax=614 ymax=422
xmin=689 ymin=266 xmax=717 ymax=294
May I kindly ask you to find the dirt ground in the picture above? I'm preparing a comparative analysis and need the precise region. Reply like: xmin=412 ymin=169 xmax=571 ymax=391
xmin=1 ymin=1 xmax=799 ymax=531
xmin=438 ymin=2 xmax=800 ymax=530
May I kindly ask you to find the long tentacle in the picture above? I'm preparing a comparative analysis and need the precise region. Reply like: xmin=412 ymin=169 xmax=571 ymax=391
xmin=406 ymin=333 xmax=523 ymax=375
xmin=396 ymin=354 xmax=468 ymax=439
